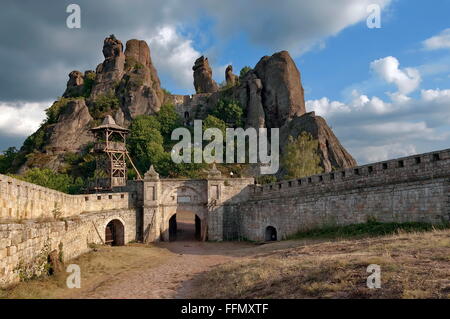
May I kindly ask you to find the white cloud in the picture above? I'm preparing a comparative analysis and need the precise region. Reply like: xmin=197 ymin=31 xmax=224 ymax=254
xmin=146 ymin=26 xmax=201 ymax=92
xmin=0 ymin=101 xmax=48 ymax=136
xmin=421 ymin=88 xmax=450 ymax=101
xmin=306 ymin=97 xmax=350 ymax=116
xmin=200 ymin=0 xmax=392 ymax=56
xmin=423 ymin=28 xmax=450 ymax=50
xmin=308 ymin=90 xmax=392 ymax=115
xmin=370 ymin=56 xmax=421 ymax=95
xmin=306 ymin=69 xmax=450 ymax=164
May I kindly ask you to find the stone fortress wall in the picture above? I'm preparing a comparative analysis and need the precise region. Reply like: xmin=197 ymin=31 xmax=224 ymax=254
xmin=0 ymin=174 xmax=131 ymax=220
xmin=233 ymin=148 xmax=450 ymax=241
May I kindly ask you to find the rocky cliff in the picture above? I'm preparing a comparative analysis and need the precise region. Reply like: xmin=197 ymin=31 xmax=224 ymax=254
xmin=14 ymin=35 xmax=356 ymax=175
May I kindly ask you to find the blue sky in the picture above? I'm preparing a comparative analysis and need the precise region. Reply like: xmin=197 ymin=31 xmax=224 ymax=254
xmin=0 ymin=0 xmax=449 ymax=164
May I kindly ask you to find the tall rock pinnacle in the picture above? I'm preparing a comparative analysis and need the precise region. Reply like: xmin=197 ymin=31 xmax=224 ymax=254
xmin=193 ymin=56 xmax=219 ymax=94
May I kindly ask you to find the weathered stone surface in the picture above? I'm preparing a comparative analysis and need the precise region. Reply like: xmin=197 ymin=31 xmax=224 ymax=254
xmin=193 ymin=56 xmax=218 ymax=94
xmin=280 ymin=111 xmax=357 ymax=172
xmin=254 ymin=51 xmax=306 ymax=128
xmin=48 ymin=249 xmax=63 ymax=273
xmin=244 ymin=74 xmax=265 ymax=128
xmin=45 ymin=99 xmax=93 ymax=154
xmin=90 ymin=35 xmax=125 ymax=98
xmin=115 ymin=39 xmax=164 ymax=120
xmin=63 ymin=71 xmax=84 ymax=97
xmin=225 ymin=65 xmax=239 ymax=87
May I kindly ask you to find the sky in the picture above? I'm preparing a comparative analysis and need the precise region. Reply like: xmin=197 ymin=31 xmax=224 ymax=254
xmin=0 ymin=0 xmax=449 ymax=165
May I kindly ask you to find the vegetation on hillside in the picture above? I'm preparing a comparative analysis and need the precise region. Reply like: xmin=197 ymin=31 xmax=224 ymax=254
xmin=239 ymin=66 xmax=252 ymax=79
xmin=282 ymin=131 xmax=323 ymax=179
xmin=10 ymin=168 xmax=84 ymax=194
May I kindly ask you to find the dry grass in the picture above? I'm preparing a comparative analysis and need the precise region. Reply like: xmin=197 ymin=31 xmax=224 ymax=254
xmin=0 ymin=243 xmax=172 ymax=299
xmin=189 ymin=229 xmax=450 ymax=299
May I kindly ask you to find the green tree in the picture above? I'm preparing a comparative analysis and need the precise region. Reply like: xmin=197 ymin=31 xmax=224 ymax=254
xmin=239 ymin=66 xmax=252 ymax=79
xmin=0 ymin=147 xmax=19 ymax=174
xmin=156 ymin=104 xmax=182 ymax=143
xmin=211 ymin=99 xmax=243 ymax=128
xmin=89 ymin=91 xmax=120 ymax=119
xmin=128 ymin=115 xmax=165 ymax=174
xmin=83 ymin=72 xmax=96 ymax=97
xmin=282 ymin=132 xmax=324 ymax=179
xmin=12 ymin=168 xmax=83 ymax=194
xmin=203 ymin=115 xmax=226 ymax=136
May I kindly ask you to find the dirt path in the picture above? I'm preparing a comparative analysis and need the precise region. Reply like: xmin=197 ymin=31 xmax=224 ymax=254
xmin=70 ymin=241 xmax=255 ymax=299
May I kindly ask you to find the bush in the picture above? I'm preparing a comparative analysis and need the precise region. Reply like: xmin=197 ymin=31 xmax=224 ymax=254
xmin=156 ymin=104 xmax=182 ymax=143
xmin=210 ymin=99 xmax=243 ymax=128
xmin=287 ymin=221 xmax=450 ymax=240
xmin=82 ymin=72 xmax=96 ymax=97
xmin=11 ymin=168 xmax=84 ymax=194
xmin=0 ymin=147 xmax=19 ymax=174
xmin=45 ymin=97 xmax=76 ymax=124
xmin=89 ymin=92 xmax=120 ymax=120
xmin=239 ymin=66 xmax=252 ymax=79
xmin=203 ymin=115 xmax=226 ymax=136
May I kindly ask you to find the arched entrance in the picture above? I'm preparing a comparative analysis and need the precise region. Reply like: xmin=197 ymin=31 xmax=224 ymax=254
xmin=265 ymin=226 xmax=277 ymax=241
xmin=169 ymin=211 xmax=203 ymax=241
xmin=105 ymin=219 xmax=125 ymax=246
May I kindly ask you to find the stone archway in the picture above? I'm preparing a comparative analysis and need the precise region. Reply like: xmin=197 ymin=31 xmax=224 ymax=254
xmin=105 ymin=219 xmax=125 ymax=246
xmin=168 ymin=211 xmax=203 ymax=241
xmin=265 ymin=226 xmax=277 ymax=241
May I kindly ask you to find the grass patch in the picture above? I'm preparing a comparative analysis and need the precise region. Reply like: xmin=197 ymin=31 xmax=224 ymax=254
xmin=189 ymin=229 xmax=450 ymax=299
xmin=286 ymin=221 xmax=450 ymax=240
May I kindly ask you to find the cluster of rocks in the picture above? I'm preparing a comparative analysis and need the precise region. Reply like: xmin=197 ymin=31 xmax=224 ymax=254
xmin=18 ymin=34 xmax=356 ymax=174
xmin=188 ymin=50 xmax=356 ymax=172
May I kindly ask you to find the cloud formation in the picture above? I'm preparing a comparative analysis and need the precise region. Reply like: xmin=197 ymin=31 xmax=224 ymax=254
xmin=306 ymin=55 xmax=450 ymax=164
xmin=423 ymin=28 xmax=450 ymax=50
xmin=370 ymin=56 xmax=421 ymax=95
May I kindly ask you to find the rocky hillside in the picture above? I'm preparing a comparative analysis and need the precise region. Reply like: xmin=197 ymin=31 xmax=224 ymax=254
xmin=11 ymin=34 xmax=356 ymax=177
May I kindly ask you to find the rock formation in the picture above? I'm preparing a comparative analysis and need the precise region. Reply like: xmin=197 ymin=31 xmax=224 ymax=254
xmin=193 ymin=56 xmax=218 ymax=94
xmin=215 ymin=50 xmax=355 ymax=172
xmin=90 ymin=35 xmax=125 ymax=98
xmin=243 ymin=73 xmax=265 ymax=129
xmin=46 ymin=99 xmax=93 ymax=155
xmin=15 ymin=35 xmax=356 ymax=176
xmin=280 ymin=112 xmax=357 ymax=172
xmin=253 ymin=51 xmax=306 ymax=128
xmin=117 ymin=39 xmax=164 ymax=120
xmin=225 ymin=65 xmax=239 ymax=87
xmin=63 ymin=71 xmax=84 ymax=97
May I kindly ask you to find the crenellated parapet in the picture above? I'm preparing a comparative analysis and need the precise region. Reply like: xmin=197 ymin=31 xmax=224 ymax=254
xmin=252 ymin=148 xmax=450 ymax=198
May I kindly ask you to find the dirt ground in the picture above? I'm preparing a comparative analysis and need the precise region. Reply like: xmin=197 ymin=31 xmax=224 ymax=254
xmin=2 ymin=227 xmax=448 ymax=299
xmin=69 ymin=241 xmax=256 ymax=299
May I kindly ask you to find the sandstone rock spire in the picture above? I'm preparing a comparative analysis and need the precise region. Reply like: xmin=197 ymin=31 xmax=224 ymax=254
xmin=193 ymin=56 xmax=219 ymax=94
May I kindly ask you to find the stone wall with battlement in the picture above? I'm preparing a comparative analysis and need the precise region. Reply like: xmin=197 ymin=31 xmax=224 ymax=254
xmin=0 ymin=174 xmax=132 ymax=221
xmin=0 ymin=209 xmax=137 ymax=286
xmin=233 ymin=149 xmax=450 ymax=241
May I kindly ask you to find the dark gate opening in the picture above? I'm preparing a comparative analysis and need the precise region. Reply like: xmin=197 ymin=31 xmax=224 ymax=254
xmin=105 ymin=219 xmax=125 ymax=246
xmin=265 ymin=226 xmax=277 ymax=241
xmin=169 ymin=212 xmax=202 ymax=241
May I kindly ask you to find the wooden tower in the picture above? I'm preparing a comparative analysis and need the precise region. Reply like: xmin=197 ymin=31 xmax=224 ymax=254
xmin=91 ymin=116 xmax=142 ymax=190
